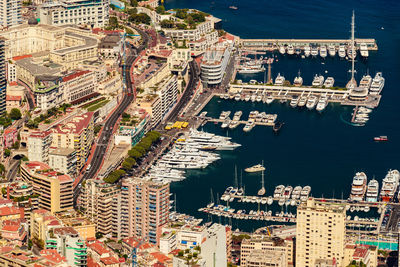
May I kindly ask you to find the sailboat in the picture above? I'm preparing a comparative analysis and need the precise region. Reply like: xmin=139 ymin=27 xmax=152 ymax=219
xmin=257 ymin=161 xmax=266 ymax=196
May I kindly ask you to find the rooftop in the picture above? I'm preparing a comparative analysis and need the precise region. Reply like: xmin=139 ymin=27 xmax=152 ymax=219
xmin=49 ymin=147 xmax=76 ymax=156
xmin=53 ymin=226 xmax=79 ymax=236
xmin=23 ymin=161 xmax=73 ymax=183
xmin=62 ymin=70 xmax=91 ymax=82
xmin=53 ymin=112 xmax=93 ymax=135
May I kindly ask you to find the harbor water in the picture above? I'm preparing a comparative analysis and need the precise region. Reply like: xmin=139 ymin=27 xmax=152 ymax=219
xmin=165 ymin=0 xmax=400 ymax=231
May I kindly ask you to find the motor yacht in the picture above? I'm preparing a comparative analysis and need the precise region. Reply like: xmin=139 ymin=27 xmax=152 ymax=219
xmin=291 ymin=186 xmax=302 ymax=200
xmin=287 ymin=45 xmax=295 ymax=55
xmin=380 ymin=169 xmax=400 ymax=202
xmin=219 ymin=111 xmax=231 ymax=120
xmin=290 ymin=96 xmax=299 ymax=108
xmin=243 ymin=120 xmax=255 ymax=132
xmin=293 ymin=73 xmax=303 ymax=87
xmin=312 ymin=74 xmax=324 ymax=87
xmin=266 ymin=95 xmax=274 ymax=104
xmin=349 ymin=172 xmax=367 ymax=201
xmin=328 ymin=45 xmax=336 ymax=57
xmin=323 ymin=77 xmax=335 ymax=88
xmin=279 ymin=46 xmax=286 ymax=54
xmin=304 ymin=45 xmax=311 ymax=57
xmin=283 ymin=186 xmax=293 ymax=199
xmin=338 ymin=45 xmax=346 ymax=58
xmin=306 ymin=96 xmax=318 ymax=110
xmin=274 ymin=185 xmax=285 ymax=198
xmin=359 ymin=43 xmax=369 ymax=58
xmin=311 ymin=46 xmax=318 ymax=57
xmin=316 ymin=97 xmax=328 ymax=112
xmin=366 ymin=179 xmax=379 ymax=202
xmin=297 ymin=96 xmax=307 ymax=107
xmin=300 ymin=186 xmax=311 ymax=201
xmin=274 ymin=73 xmax=285 ymax=86
xmin=359 ymin=74 xmax=372 ymax=90
xmin=319 ymin=45 xmax=327 ymax=58
xmin=369 ymin=72 xmax=385 ymax=95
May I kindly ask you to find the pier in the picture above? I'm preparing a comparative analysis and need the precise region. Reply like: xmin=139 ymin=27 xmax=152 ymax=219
xmin=240 ymin=38 xmax=378 ymax=51
xmin=204 ymin=117 xmax=275 ymax=127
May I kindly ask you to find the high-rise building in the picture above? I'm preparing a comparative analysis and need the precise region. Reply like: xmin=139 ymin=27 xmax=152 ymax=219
xmin=296 ymin=198 xmax=346 ymax=267
xmin=27 ymin=131 xmax=52 ymax=163
xmin=49 ymin=147 xmax=77 ymax=177
xmin=20 ymin=161 xmax=74 ymax=214
xmin=38 ymin=0 xmax=109 ymax=28
xmin=81 ymin=179 xmax=119 ymax=236
xmin=116 ymin=177 xmax=170 ymax=244
xmin=0 ymin=37 xmax=5 ymax=114
xmin=0 ymin=0 xmax=22 ymax=28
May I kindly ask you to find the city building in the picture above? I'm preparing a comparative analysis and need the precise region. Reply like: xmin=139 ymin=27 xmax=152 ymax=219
xmin=8 ymin=181 xmax=39 ymax=223
xmin=240 ymin=236 xmax=290 ymax=267
xmin=344 ymin=244 xmax=377 ymax=267
xmin=49 ymin=147 xmax=77 ymax=177
xmin=51 ymin=112 xmax=94 ymax=170
xmin=86 ymin=240 xmax=120 ymax=267
xmin=30 ymin=209 xmax=61 ymax=241
xmin=62 ymin=70 xmax=97 ymax=103
xmin=115 ymin=177 xmax=170 ymax=244
xmin=39 ymin=0 xmax=110 ymax=27
xmin=200 ymin=42 xmax=233 ymax=87
xmin=0 ymin=37 xmax=6 ymax=114
xmin=81 ymin=180 xmax=119 ymax=236
xmin=136 ymin=94 xmax=162 ymax=129
xmin=34 ymin=75 xmax=63 ymax=111
xmin=55 ymin=210 xmax=96 ymax=240
xmin=27 ymin=131 xmax=52 ymax=163
xmin=296 ymin=198 xmax=346 ymax=267
xmin=0 ymin=219 xmax=28 ymax=247
xmin=2 ymin=126 xmax=17 ymax=148
xmin=45 ymin=226 xmax=88 ymax=267
xmin=0 ymin=0 xmax=21 ymax=28
xmin=20 ymin=161 xmax=74 ymax=213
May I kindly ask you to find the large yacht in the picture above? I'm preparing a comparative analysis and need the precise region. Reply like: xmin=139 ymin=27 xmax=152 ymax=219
xmin=328 ymin=45 xmax=336 ymax=57
xmin=349 ymin=172 xmax=367 ymax=202
xmin=366 ymin=179 xmax=379 ymax=202
xmin=312 ymin=74 xmax=325 ymax=87
xmin=319 ymin=45 xmax=327 ymax=58
xmin=323 ymin=77 xmax=335 ymax=88
xmin=293 ymin=72 xmax=303 ymax=87
xmin=380 ymin=169 xmax=400 ymax=202
xmin=311 ymin=46 xmax=318 ymax=57
xmin=306 ymin=96 xmax=318 ymax=110
xmin=304 ymin=45 xmax=311 ymax=57
xmin=338 ymin=45 xmax=346 ymax=58
xmin=287 ymin=45 xmax=295 ymax=55
xmin=369 ymin=72 xmax=385 ymax=95
xmin=274 ymin=185 xmax=285 ymax=198
xmin=274 ymin=73 xmax=285 ymax=86
xmin=316 ymin=97 xmax=328 ymax=112
xmin=359 ymin=43 xmax=369 ymax=58
xmin=300 ymin=186 xmax=311 ymax=201
xmin=359 ymin=74 xmax=372 ymax=90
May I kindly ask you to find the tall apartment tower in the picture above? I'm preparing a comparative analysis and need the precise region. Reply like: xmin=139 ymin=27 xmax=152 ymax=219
xmin=0 ymin=0 xmax=22 ymax=28
xmin=0 ymin=37 xmax=5 ymax=114
xmin=296 ymin=198 xmax=346 ymax=267
xmin=117 ymin=178 xmax=170 ymax=244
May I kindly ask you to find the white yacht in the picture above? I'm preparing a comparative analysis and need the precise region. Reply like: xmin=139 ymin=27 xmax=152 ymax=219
xmin=316 ymin=97 xmax=328 ymax=112
xmin=298 ymin=96 xmax=307 ymax=107
xmin=380 ymin=169 xmax=400 ymax=202
xmin=250 ymin=94 xmax=257 ymax=102
xmin=256 ymin=95 xmax=263 ymax=102
xmin=323 ymin=77 xmax=335 ymax=88
xmin=312 ymin=74 xmax=325 ymax=87
xmin=306 ymin=96 xmax=318 ymax=110
xmin=219 ymin=111 xmax=231 ymax=120
xmin=293 ymin=73 xmax=303 ymax=87
xmin=359 ymin=74 xmax=372 ymax=90
xmin=221 ymin=120 xmax=230 ymax=129
xmin=274 ymin=73 xmax=285 ymax=86
xmin=291 ymin=186 xmax=302 ymax=200
xmin=228 ymin=120 xmax=239 ymax=129
xmin=328 ymin=45 xmax=336 ymax=57
xmin=319 ymin=45 xmax=327 ymax=58
xmin=232 ymin=111 xmax=242 ymax=121
xmin=304 ymin=45 xmax=311 ymax=57
xmin=311 ymin=46 xmax=318 ymax=57
xmin=366 ymin=179 xmax=379 ymax=202
xmin=300 ymin=186 xmax=311 ymax=201
xmin=349 ymin=172 xmax=367 ymax=202
xmin=279 ymin=46 xmax=286 ymax=54
xmin=290 ymin=96 xmax=299 ymax=108
xmin=244 ymin=95 xmax=251 ymax=101
xmin=347 ymin=46 xmax=356 ymax=59
xmin=243 ymin=120 xmax=255 ymax=132
xmin=274 ymin=185 xmax=285 ymax=198
xmin=369 ymin=72 xmax=385 ymax=95
xmin=283 ymin=186 xmax=293 ymax=199
xmin=266 ymin=95 xmax=274 ymax=104
xmin=359 ymin=43 xmax=369 ymax=58
xmin=287 ymin=45 xmax=295 ymax=55
xmin=338 ymin=45 xmax=346 ymax=58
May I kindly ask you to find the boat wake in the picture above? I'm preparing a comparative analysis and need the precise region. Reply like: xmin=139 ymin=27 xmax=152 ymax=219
xmin=340 ymin=113 xmax=365 ymax=127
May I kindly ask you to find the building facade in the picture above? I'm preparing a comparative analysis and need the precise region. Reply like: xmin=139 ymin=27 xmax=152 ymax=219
xmin=0 ymin=38 xmax=5 ymax=114
xmin=0 ymin=0 xmax=21 ymax=28
xmin=39 ymin=0 xmax=109 ymax=27
xmin=27 ymin=131 xmax=52 ymax=163
xmin=49 ymin=147 xmax=77 ymax=177
xmin=296 ymin=198 xmax=346 ymax=267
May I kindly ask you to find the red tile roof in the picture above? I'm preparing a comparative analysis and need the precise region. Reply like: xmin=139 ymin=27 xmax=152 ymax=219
xmin=29 ymin=131 xmax=52 ymax=139
xmin=100 ymin=256 xmax=119 ymax=265
xmin=87 ymin=256 xmax=101 ymax=267
xmin=353 ymin=246 xmax=369 ymax=259
xmin=2 ymin=225 xmax=19 ymax=232
xmin=12 ymin=55 xmax=32 ymax=61
xmin=8 ymin=81 xmax=18 ymax=86
xmin=150 ymin=252 xmax=170 ymax=264
xmin=40 ymin=249 xmax=66 ymax=264
xmin=62 ymin=70 xmax=91 ymax=82
xmin=87 ymin=241 xmax=110 ymax=256
xmin=6 ymin=95 xmax=21 ymax=101
xmin=0 ymin=206 xmax=23 ymax=217
xmin=53 ymin=112 xmax=94 ymax=135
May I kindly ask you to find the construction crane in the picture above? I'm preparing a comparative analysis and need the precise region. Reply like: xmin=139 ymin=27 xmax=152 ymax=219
xmin=120 ymin=32 xmax=140 ymax=94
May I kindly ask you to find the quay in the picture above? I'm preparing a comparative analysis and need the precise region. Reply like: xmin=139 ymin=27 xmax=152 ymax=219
xmin=240 ymin=38 xmax=378 ymax=51
xmin=229 ymin=84 xmax=382 ymax=108
xmin=204 ymin=117 xmax=275 ymax=127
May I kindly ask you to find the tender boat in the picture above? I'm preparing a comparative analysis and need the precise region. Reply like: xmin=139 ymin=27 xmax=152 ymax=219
xmin=245 ymin=164 xmax=265 ymax=173
xmin=366 ymin=179 xmax=379 ymax=202
xmin=273 ymin=121 xmax=284 ymax=133
xmin=374 ymin=136 xmax=388 ymax=142
xmin=323 ymin=77 xmax=335 ymax=88
xmin=349 ymin=172 xmax=367 ymax=202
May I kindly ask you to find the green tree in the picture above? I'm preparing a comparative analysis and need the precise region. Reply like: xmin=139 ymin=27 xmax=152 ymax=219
xmin=0 ymin=164 xmax=5 ymax=175
xmin=12 ymin=141 xmax=20 ymax=150
xmin=109 ymin=16 xmax=119 ymax=29
xmin=9 ymin=108 xmax=22 ymax=120
xmin=176 ymin=23 xmax=187 ymax=30
xmin=4 ymin=149 xmax=10 ymax=157
xmin=128 ymin=148 xmax=142 ymax=159
xmin=175 ymin=9 xmax=187 ymax=19
xmin=130 ymin=0 xmax=138 ymax=7
xmin=160 ymin=19 xmax=174 ymax=28
xmin=1 ymin=187 xmax=6 ymax=195
xmin=155 ymin=5 xmax=165 ymax=14
xmin=95 ymin=232 xmax=103 ymax=239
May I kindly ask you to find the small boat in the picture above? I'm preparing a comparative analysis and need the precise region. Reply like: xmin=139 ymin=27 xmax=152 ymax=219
xmin=274 ymin=185 xmax=285 ymax=198
xmin=229 ymin=5 xmax=238 ymax=10
xmin=267 ymin=196 xmax=273 ymax=205
xmin=298 ymin=96 xmax=307 ymax=107
xmin=338 ymin=45 xmax=346 ymax=58
xmin=374 ymin=136 xmax=388 ymax=142
xmin=244 ymin=95 xmax=250 ymax=101
xmin=279 ymin=46 xmax=286 ymax=55
xmin=273 ymin=121 xmax=284 ymax=133
xmin=290 ymin=96 xmax=299 ymax=108
xmin=306 ymin=96 xmax=318 ymax=110
xmin=245 ymin=164 xmax=265 ymax=173
xmin=319 ymin=45 xmax=327 ymax=58
xmin=311 ymin=46 xmax=318 ymax=57
xmin=312 ymin=74 xmax=324 ymax=87
xmin=304 ymin=45 xmax=311 ymax=57
xmin=328 ymin=45 xmax=336 ymax=57
xmin=323 ymin=77 xmax=335 ymax=88
xmin=221 ymin=120 xmax=230 ymax=128
xmin=287 ymin=45 xmax=295 ymax=55
xmin=359 ymin=43 xmax=369 ymax=58
xmin=316 ymin=97 xmax=328 ymax=112
xmin=266 ymin=95 xmax=274 ymax=104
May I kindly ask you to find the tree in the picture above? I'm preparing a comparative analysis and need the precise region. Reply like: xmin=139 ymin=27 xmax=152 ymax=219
xmin=109 ymin=16 xmax=119 ymax=29
xmin=155 ymin=5 xmax=165 ymax=14
xmin=9 ymin=108 xmax=22 ymax=120
xmin=0 ymin=164 xmax=5 ymax=175
xmin=176 ymin=23 xmax=187 ymax=30
xmin=160 ymin=19 xmax=174 ymax=29
xmin=191 ymin=12 xmax=205 ymax=23
xmin=128 ymin=148 xmax=142 ymax=159
xmin=95 ymin=232 xmax=103 ymax=239
xmin=12 ymin=141 xmax=20 ymax=150
xmin=130 ymin=0 xmax=138 ymax=7
xmin=175 ymin=9 xmax=187 ymax=19
xmin=4 ymin=149 xmax=10 ymax=157
xmin=127 ymin=8 xmax=137 ymax=16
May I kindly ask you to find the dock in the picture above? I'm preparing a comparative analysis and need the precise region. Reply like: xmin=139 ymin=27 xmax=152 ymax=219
xmin=204 ymin=117 xmax=275 ymax=127
xmin=240 ymin=38 xmax=378 ymax=51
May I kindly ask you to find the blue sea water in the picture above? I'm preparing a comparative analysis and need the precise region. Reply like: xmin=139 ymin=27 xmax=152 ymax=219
xmin=164 ymin=0 xmax=400 ymax=231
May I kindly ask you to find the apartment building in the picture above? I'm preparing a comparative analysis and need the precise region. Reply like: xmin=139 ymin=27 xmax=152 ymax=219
xmin=30 ymin=209 xmax=62 ymax=241
xmin=55 ymin=210 xmax=96 ymax=240
xmin=45 ymin=226 xmax=88 ymax=267
xmin=27 ymin=131 xmax=52 ymax=163
xmin=20 ymin=161 xmax=74 ymax=214
xmin=136 ymin=94 xmax=162 ymax=129
xmin=8 ymin=181 xmax=39 ymax=223
xmin=0 ymin=0 xmax=22 ymax=28
xmin=81 ymin=179 xmax=119 ymax=236
xmin=49 ymin=147 xmax=77 ymax=177
xmin=240 ymin=236 xmax=291 ymax=267
xmin=33 ymin=76 xmax=63 ymax=111
xmin=116 ymin=177 xmax=170 ymax=244
xmin=0 ymin=38 xmax=5 ymax=114
xmin=51 ymin=112 xmax=94 ymax=170
xmin=62 ymin=70 xmax=97 ymax=103
xmin=296 ymin=198 xmax=346 ymax=267
xmin=39 ymin=0 xmax=109 ymax=27
xmin=201 ymin=42 xmax=233 ymax=87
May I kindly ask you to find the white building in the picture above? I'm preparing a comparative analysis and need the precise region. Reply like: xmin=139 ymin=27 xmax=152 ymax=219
xmin=62 ymin=70 xmax=97 ymax=103
xmin=49 ymin=147 xmax=77 ymax=177
xmin=0 ymin=0 xmax=22 ymax=28
xmin=39 ymin=0 xmax=109 ymax=27
xmin=200 ymin=42 xmax=233 ymax=87
xmin=27 ymin=131 xmax=52 ymax=163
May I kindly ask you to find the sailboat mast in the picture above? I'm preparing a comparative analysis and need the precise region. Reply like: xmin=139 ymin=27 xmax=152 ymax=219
xmin=234 ymin=165 xmax=238 ymax=189
xmin=261 ymin=161 xmax=265 ymax=188
xmin=351 ymin=10 xmax=355 ymax=81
